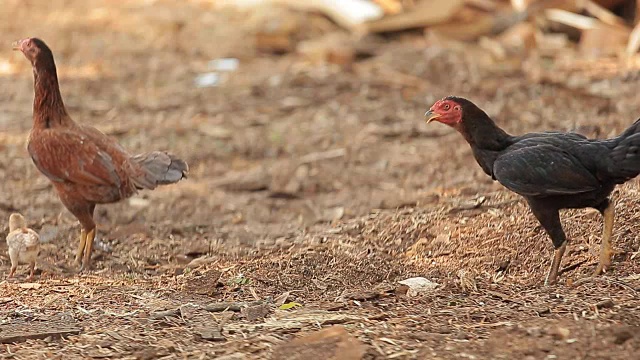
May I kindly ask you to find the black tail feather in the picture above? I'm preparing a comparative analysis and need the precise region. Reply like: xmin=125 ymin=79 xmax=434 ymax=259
xmin=607 ymin=119 xmax=640 ymax=183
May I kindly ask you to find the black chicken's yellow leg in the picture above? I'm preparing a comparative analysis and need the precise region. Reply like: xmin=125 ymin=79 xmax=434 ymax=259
xmin=545 ymin=242 xmax=567 ymax=286
xmin=594 ymin=202 xmax=614 ymax=275
xmin=75 ymin=229 xmax=87 ymax=266
xmin=80 ymin=228 xmax=96 ymax=271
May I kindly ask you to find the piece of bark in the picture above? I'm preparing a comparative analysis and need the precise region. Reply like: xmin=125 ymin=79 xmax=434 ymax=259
xmin=0 ymin=321 xmax=82 ymax=344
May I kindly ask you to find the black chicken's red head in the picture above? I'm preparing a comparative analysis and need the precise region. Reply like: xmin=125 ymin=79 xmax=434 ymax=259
xmin=12 ymin=38 xmax=52 ymax=65
xmin=425 ymin=97 xmax=464 ymax=128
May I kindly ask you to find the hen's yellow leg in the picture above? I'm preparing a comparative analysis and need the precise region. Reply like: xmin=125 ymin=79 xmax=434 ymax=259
xmin=80 ymin=228 xmax=96 ymax=271
xmin=75 ymin=229 xmax=87 ymax=266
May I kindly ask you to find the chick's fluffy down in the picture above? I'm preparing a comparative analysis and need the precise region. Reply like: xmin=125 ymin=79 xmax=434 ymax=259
xmin=6 ymin=228 xmax=40 ymax=265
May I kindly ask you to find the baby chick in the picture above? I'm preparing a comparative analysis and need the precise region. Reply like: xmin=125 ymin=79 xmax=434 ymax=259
xmin=6 ymin=213 xmax=40 ymax=280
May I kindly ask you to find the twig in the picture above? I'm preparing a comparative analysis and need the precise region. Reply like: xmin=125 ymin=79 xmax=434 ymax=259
xmin=298 ymin=148 xmax=347 ymax=165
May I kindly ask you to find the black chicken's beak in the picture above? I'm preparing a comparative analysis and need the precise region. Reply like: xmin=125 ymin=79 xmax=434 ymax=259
xmin=424 ymin=110 xmax=441 ymax=124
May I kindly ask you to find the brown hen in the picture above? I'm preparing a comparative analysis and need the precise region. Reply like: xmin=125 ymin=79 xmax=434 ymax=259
xmin=13 ymin=38 xmax=189 ymax=271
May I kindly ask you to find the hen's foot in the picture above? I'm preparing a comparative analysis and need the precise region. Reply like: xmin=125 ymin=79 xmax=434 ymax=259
xmin=74 ymin=229 xmax=87 ymax=266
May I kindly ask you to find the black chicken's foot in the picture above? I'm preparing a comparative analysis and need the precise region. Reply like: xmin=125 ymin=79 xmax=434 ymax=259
xmin=545 ymin=242 xmax=567 ymax=286
xmin=594 ymin=202 xmax=614 ymax=276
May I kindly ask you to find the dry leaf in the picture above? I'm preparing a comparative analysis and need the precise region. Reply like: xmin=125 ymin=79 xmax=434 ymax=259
xmin=279 ymin=302 xmax=302 ymax=310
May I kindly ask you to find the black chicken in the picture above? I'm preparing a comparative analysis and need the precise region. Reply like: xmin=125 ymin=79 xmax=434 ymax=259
xmin=425 ymin=96 xmax=640 ymax=285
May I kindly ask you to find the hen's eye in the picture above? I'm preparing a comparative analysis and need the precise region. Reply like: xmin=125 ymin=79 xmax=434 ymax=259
xmin=444 ymin=104 xmax=450 ymax=110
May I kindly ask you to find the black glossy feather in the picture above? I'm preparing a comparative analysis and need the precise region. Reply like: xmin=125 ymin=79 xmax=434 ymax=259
xmin=493 ymin=144 xmax=600 ymax=196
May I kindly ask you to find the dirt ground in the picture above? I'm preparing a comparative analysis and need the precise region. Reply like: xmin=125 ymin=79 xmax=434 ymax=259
xmin=1 ymin=1 xmax=640 ymax=359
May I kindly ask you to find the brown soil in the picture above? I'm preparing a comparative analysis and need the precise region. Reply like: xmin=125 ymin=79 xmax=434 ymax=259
xmin=1 ymin=1 xmax=639 ymax=359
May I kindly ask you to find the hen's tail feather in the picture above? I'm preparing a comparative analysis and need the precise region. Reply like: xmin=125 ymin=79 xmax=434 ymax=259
xmin=130 ymin=151 xmax=189 ymax=190
xmin=607 ymin=119 xmax=640 ymax=183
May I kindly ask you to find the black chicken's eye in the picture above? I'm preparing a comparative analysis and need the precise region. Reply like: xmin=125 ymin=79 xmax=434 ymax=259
xmin=444 ymin=104 xmax=450 ymax=110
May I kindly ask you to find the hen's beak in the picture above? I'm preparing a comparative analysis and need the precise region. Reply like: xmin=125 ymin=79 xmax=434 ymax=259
xmin=424 ymin=110 xmax=441 ymax=124
xmin=11 ymin=40 xmax=22 ymax=51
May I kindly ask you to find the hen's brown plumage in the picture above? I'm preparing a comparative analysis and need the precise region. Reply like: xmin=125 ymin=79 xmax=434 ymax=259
xmin=14 ymin=38 xmax=189 ymax=270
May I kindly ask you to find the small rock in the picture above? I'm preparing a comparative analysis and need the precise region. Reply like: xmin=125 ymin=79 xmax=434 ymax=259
xmin=270 ymin=325 xmax=365 ymax=360
xmin=242 ymin=303 xmax=271 ymax=321
xmin=595 ymin=299 xmax=614 ymax=309
xmin=398 ymin=277 xmax=439 ymax=297
xmin=194 ymin=327 xmax=225 ymax=342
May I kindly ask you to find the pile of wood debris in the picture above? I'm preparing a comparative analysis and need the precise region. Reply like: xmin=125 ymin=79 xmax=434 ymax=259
xmin=216 ymin=0 xmax=640 ymax=57
xmin=213 ymin=0 xmax=640 ymax=95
